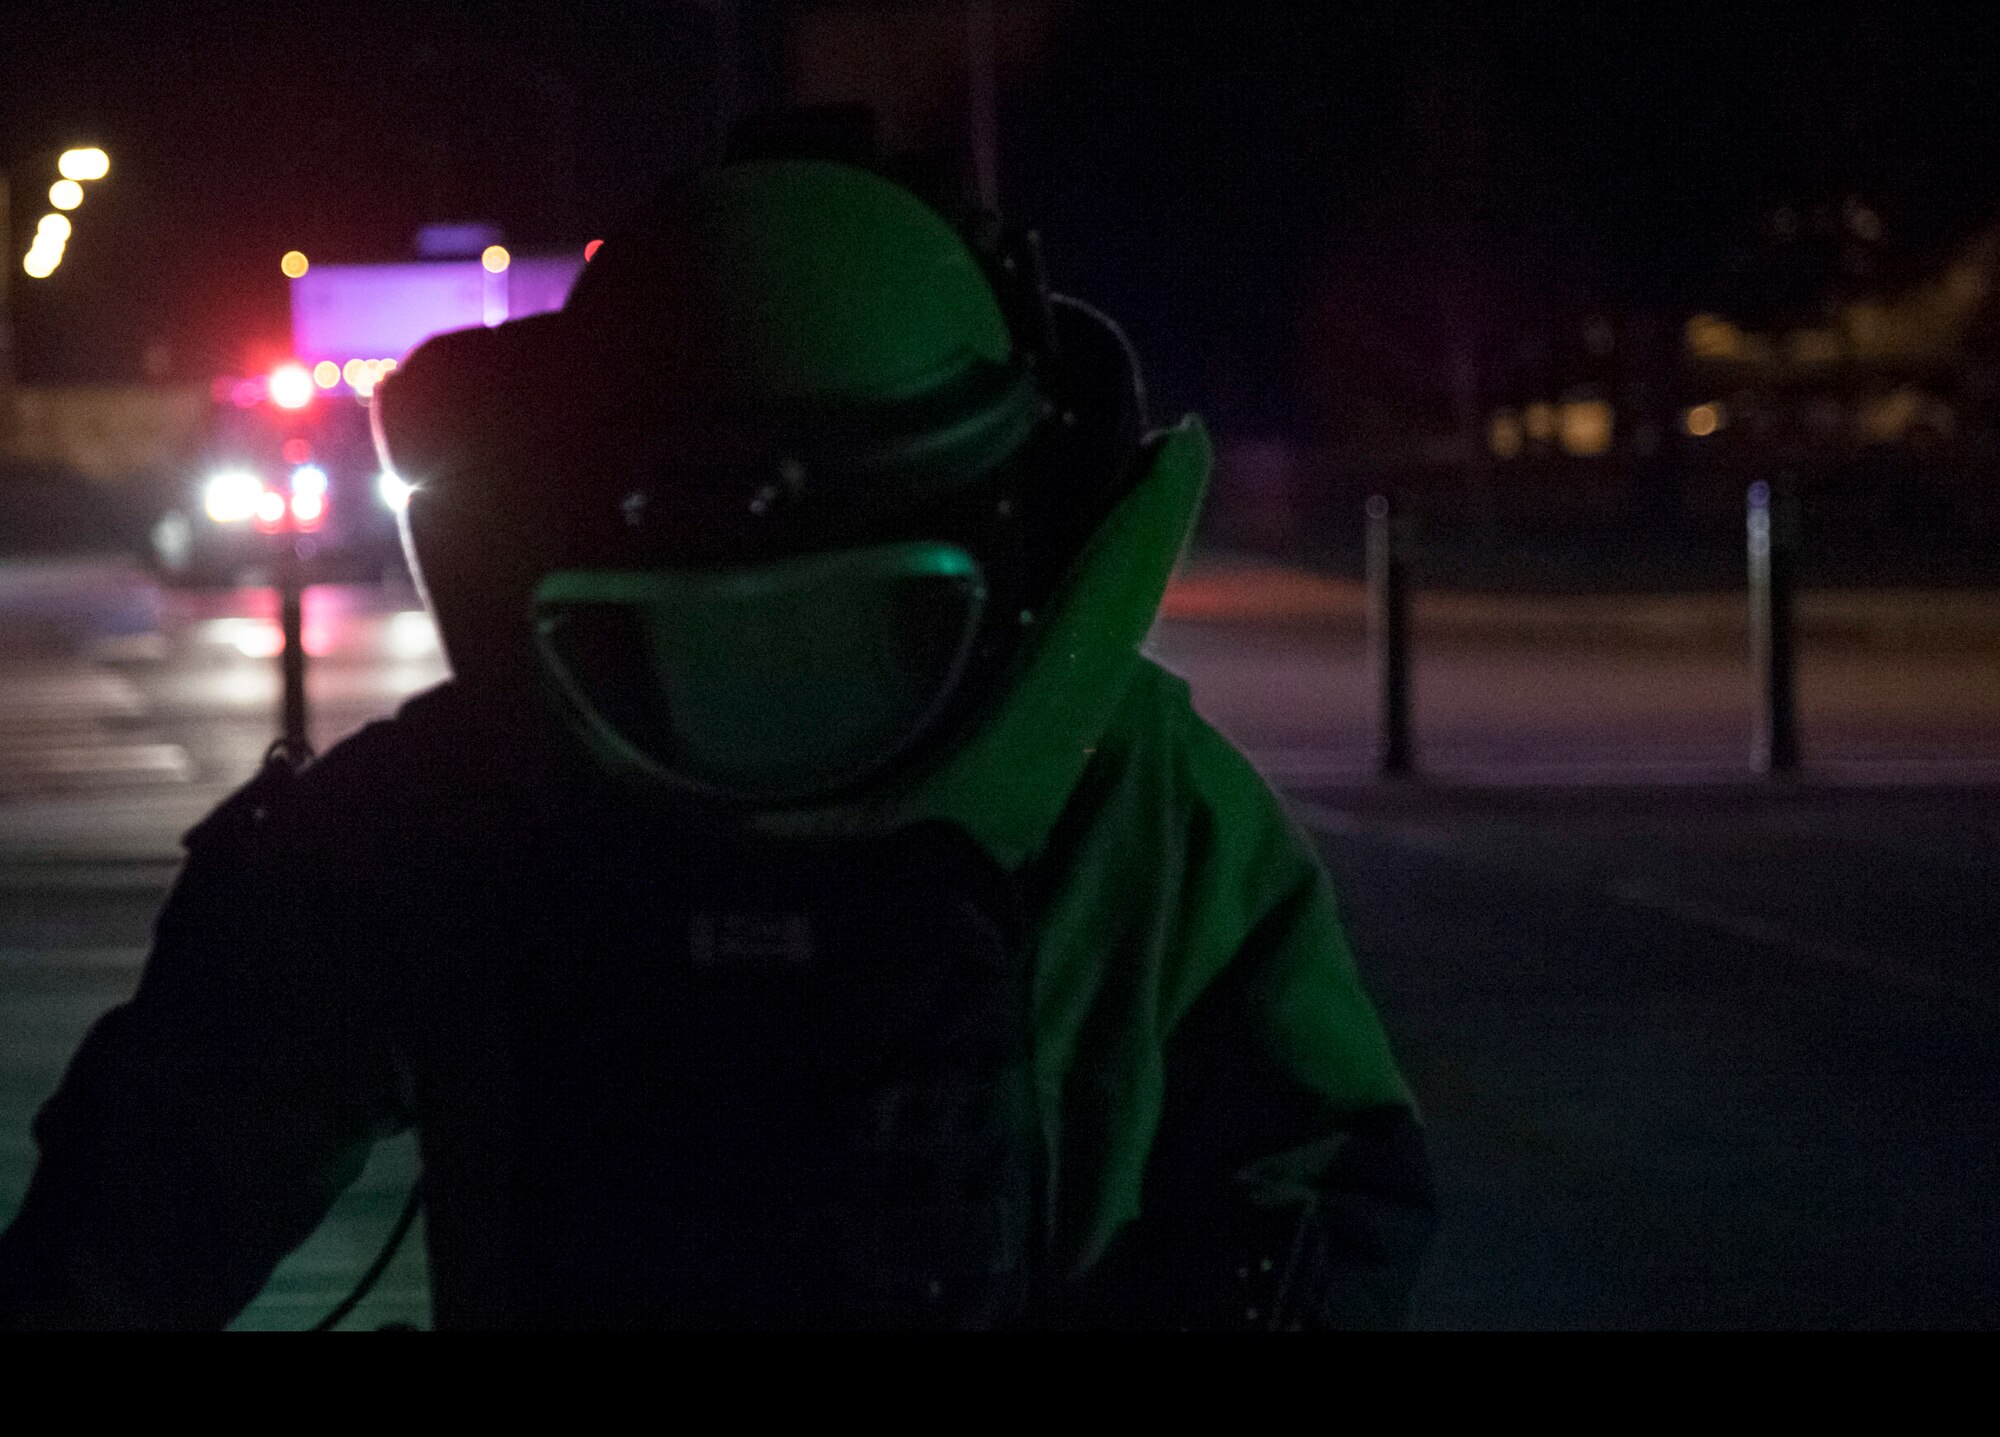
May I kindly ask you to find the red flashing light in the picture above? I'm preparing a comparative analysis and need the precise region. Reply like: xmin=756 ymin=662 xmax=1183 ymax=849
xmin=282 ymin=438 xmax=312 ymax=464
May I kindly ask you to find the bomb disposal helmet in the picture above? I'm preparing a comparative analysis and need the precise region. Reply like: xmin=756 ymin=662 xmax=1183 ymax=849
xmin=375 ymin=155 xmax=1145 ymax=806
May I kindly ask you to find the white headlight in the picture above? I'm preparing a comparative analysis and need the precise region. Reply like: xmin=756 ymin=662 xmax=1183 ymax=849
xmin=203 ymin=470 xmax=263 ymax=523
xmin=290 ymin=464 xmax=329 ymax=497
xmin=377 ymin=470 xmax=414 ymax=513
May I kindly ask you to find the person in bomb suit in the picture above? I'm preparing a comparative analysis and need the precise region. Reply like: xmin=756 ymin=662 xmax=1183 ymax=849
xmin=0 ymin=133 xmax=1432 ymax=1330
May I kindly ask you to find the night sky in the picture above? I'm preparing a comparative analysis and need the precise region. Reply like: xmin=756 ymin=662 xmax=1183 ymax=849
xmin=6 ymin=1 xmax=1998 ymax=432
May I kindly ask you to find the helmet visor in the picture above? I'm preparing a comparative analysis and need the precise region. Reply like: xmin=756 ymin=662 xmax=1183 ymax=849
xmin=533 ymin=542 xmax=988 ymax=804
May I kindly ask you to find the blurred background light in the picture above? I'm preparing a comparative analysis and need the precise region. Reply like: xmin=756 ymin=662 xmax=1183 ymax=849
xmin=48 ymin=180 xmax=84 ymax=211
xmin=289 ymin=464 xmax=328 ymax=497
xmin=203 ymin=470 xmax=263 ymax=523
xmin=268 ymin=362 xmax=314 ymax=409
xmin=56 ymin=147 xmax=110 ymax=181
xmin=1558 ymin=399 xmax=1615 ymax=457
xmin=1684 ymin=314 xmax=1744 ymax=361
xmin=281 ymin=250 xmax=310 ymax=279
xmin=386 ymin=610 xmax=439 ymax=659
xmin=36 ymin=213 xmax=72 ymax=242
xmin=480 ymin=244 xmax=510 ymax=273
xmin=197 ymin=615 xmax=334 ymax=662
xmin=312 ymin=360 xmax=340 ymax=388
xmin=1685 ymin=403 xmax=1726 ymax=437
xmin=220 ymin=618 xmax=286 ymax=661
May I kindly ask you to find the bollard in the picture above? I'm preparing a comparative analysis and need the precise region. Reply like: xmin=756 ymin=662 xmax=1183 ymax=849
xmin=1366 ymin=493 xmax=1413 ymax=776
xmin=276 ymin=544 xmax=310 ymax=762
xmin=1747 ymin=479 xmax=1800 ymax=775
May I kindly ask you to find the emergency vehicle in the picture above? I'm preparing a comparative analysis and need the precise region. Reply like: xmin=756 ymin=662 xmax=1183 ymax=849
xmin=147 ymin=230 xmax=586 ymax=584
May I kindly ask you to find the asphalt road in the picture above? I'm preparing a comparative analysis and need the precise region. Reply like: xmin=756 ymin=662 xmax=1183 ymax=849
xmin=0 ymin=556 xmax=1994 ymax=1328
xmin=1299 ymin=785 xmax=1999 ymax=1328
xmin=1145 ymin=617 xmax=2000 ymax=784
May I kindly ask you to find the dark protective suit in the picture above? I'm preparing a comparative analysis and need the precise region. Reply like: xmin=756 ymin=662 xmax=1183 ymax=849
xmin=0 ymin=418 xmax=1433 ymax=1329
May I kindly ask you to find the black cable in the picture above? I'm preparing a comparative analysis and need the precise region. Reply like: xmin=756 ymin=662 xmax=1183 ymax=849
xmin=311 ymin=1184 xmax=424 ymax=1331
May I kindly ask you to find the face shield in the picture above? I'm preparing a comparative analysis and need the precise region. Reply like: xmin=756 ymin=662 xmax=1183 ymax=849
xmin=533 ymin=541 xmax=990 ymax=805
xmin=500 ymin=348 xmax=1047 ymax=807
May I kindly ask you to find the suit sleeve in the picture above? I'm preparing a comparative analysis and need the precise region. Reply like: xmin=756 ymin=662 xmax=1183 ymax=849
xmin=0 ymin=776 xmax=412 ymax=1330
xmin=1123 ymin=868 xmax=1436 ymax=1329
xmin=1051 ymin=712 xmax=1435 ymax=1330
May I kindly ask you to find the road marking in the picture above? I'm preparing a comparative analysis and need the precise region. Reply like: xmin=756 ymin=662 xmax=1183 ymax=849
xmin=1291 ymin=797 xmax=1993 ymax=1017
xmin=84 ymin=633 xmax=170 ymax=663
xmin=1259 ymin=750 xmax=2000 ymax=787
xmin=1593 ymin=875 xmax=1924 ymax=997
xmin=0 ymin=859 xmax=180 ymax=891
xmin=0 ymin=743 xmax=189 ymax=780
xmin=0 ymin=946 xmax=148 ymax=972
xmin=0 ymin=657 xmax=191 ymax=798
xmin=0 ymin=665 xmax=146 ymax=718
xmin=0 ymin=786 xmax=229 ymax=862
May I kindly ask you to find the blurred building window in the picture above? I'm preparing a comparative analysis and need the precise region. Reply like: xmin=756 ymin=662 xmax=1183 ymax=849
xmin=1786 ymin=329 xmax=1844 ymax=366
xmin=1685 ymin=313 xmax=1744 ymax=361
xmin=1861 ymin=387 xmax=1925 ymax=444
xmin=1558 ymin=399 xmax=1614 ymax=457
xmin=1684 ymin=402 xmax=1726 ymax=438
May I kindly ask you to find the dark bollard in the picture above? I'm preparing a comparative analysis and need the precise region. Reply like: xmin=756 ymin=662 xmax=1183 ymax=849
xmin=276 ymin=544 xmax=310 ymax=762
xmin=1747 ymin=479 xmax=1800 ymax=775
xmin=1367 ymin=493 xmax=1413 ymax=777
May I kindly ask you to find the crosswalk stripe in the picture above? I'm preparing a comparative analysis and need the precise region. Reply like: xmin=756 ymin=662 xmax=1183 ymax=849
xmin=0 ymin=946 xmax=148 ymax=971
xmin=0 ymin=744 xmax=190 ymax=782
xmin=0 ymin=655 xmax=190 ymax=799
xmin=0 ymin=666 xmax=147 ymax=718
